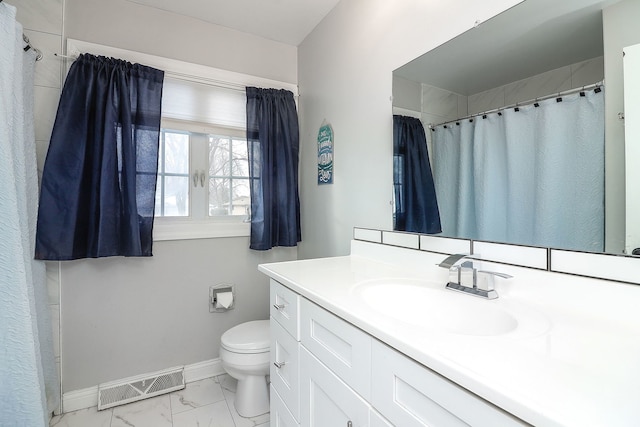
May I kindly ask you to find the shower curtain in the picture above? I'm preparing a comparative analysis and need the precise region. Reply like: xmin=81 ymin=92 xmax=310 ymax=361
xmin=0 ymin=3 xmax=60 ymax=425
xmin=432 ymin=89 xmax=605 ymax=252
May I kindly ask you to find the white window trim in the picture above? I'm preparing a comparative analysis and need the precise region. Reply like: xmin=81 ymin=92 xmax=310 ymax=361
xmin=155 ymin=124 xmax=251 ymax=240
xmin=65 ymin=39 xmax=298 ymax=95
xmin=153 ymin=219 xmax=250 ymax=241
xmin=161 ymin=118 xmax=246 ymax=138
xmin=65 ymin=39 xmax=295 ymax=240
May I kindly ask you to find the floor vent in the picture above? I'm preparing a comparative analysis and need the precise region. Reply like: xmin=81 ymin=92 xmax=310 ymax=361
xmin=97 ymin=366 xmax=185 ymax=410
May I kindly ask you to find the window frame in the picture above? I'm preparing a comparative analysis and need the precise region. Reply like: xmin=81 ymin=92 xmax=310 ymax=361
xmin=153 ymin=119 xmax=251 ymax=241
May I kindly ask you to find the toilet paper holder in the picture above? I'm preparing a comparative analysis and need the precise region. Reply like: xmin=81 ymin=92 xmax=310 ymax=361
xmin=209 ymin=284 xmax=235 ymax=313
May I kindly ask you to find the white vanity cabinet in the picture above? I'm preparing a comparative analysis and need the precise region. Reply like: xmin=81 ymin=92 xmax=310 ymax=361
xmin=270 ymin=280 xmax=301 ymax=424
xmin=271 ymin=385 xmax=299 ymax=427
xmin=270 ymin=279 xmax=300 ymax=338
xmin=371 ymin=340 xmax=528 ymax=427
xmin=299 ymin=298 xmax=372 ymax=400
xmin=370 ymin=409 xmax=394 ymax=427
xmin=269 ymin=278 xmax=528 ymax=427
xmin=300 ymin=346 xmax=370 ymax=426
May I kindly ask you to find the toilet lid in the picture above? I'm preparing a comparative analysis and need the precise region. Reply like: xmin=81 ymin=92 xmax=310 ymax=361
xmin=221 ymin=320 xmax=270 ymax=353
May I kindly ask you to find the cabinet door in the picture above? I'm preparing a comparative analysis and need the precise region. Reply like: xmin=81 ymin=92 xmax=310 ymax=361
xmin=300 ymin=298 xmax=371 ymax=400
xmin=271 ymin=385 xmax=299 ymax=427
xmin=371 ymin=340 xmax=528 ymax=427
xmin=300 ymin=346 xmax=370 ymax=427
xmin=370 ymin=409 xmax=394 ymax=427
xmin=271 ymin=317 xmax=300 ymax=421
xmin=270 ymin=279 xmax=300 ymax=339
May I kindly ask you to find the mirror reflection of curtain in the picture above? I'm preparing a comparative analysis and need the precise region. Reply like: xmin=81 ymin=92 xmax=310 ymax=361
xmin=432 ymin=89 xmax=605 ymax=252
xmin=393 ymin=115 xmax=442 ymax=234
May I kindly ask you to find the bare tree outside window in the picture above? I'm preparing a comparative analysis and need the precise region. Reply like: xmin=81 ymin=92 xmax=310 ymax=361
xmin=208 ymin=135 xmax=250 ymax=217
xmin=155 ymin=128 xmax=250 ymax=220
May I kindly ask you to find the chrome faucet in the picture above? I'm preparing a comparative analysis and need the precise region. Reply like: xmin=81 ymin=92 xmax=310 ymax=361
xmin=438 ymin=254 xmax=512 ymax=299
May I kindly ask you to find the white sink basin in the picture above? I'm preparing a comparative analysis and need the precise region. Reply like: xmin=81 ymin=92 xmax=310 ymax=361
xmin=354 ymin=279 xmax=521 ymax=336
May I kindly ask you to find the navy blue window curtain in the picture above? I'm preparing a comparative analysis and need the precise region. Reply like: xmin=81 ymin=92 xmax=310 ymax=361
xmin=35 ymin=54 xmax=164 ymax=260
xmin=393 ymin=115 xmax=442 ymax=234
xmin=246 ymin=87 xmax=301 ymax=250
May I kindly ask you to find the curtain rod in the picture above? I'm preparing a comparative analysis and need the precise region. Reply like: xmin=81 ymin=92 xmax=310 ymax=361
xmin=428 ymin=80 xmax=604 ymax=129
xmin=54 ymin=53 xmax=299 ymax=97
xmin=1 ymin=0 xmax=43 ymax=60
xmin=55 ymin=53 xmax=248 ymax=93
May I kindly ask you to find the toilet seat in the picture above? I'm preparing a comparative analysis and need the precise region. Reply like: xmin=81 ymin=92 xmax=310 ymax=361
xmin=221 ymin=320 xmax=270 ymax=354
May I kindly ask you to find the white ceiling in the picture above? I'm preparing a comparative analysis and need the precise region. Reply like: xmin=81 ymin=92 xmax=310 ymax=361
xmin=125 ymin=0 xmax=341 ymax=46
xmin=395 ymin=0 xmax=620 ymax=96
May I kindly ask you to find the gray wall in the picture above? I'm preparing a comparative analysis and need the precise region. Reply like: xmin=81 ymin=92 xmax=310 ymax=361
xmin=57 ymin=0 xmax=299 ymax=392
xmin=296 ymin=0 xmax=522 ymax=259
xmin=61 ymin=238 xmax=296 ymax=392
xmin=10 ymin=0 xmax=299 ymax=396
xmin=64 ymin=0 xmax=297 ymax=84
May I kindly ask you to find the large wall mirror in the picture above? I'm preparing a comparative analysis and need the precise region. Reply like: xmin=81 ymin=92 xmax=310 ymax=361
xmin=393 ymin=0 xmax=640 ymax=256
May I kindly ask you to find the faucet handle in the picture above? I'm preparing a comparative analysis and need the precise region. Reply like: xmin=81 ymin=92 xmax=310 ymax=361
xmin=477 ymin=270 xmax=513 ymax=279
xmin=437 ymin=253 xmax=469 ymax=269
xmin=476 ymin=270 xmax=513 ymax=293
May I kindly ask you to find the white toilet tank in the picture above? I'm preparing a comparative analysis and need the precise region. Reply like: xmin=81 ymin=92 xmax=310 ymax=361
xmin=221 ymin=320 xmax=270 ymax=353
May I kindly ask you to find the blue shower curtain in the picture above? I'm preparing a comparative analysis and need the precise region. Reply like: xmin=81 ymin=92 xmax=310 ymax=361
xmin=35 ymin=54 xmax=164 ymax=260
xmin=246 ymin=87 xmax=301 ymax=250
xmin=1 ymin=3 xmax=60 ymax=424
xmin=432 ymin=89 xmax=605 ymax=251
xmin=393 ymin=115 xmax=442 ymax=234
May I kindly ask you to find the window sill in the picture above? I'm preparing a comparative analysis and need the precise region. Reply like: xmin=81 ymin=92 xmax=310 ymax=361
xmin=153 ymin=219 xmax=250 ymax=241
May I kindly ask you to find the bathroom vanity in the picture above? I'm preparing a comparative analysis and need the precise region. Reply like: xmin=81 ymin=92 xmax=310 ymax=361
xmin=259 ymin=231 xmax=640 ymax=427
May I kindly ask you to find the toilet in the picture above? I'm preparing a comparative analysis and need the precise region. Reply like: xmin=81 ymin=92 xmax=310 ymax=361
xmin=220 ymin=320 xmax=270 ymax=417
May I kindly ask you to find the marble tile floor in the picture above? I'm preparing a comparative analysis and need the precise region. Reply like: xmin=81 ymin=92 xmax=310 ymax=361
xmin=50 ymin=374 xmax=270 ymax=427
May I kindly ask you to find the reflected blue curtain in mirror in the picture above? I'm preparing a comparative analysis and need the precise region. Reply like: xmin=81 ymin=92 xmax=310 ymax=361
xmin=246 ymin=87 xmax=301 ymax=250
xmin=432 ymin=89 xmax=604 ymax=252
xmin=35 ymin=54 xmax=164 ymax=260
xmin=393 ymin=115 xmax=442 ymax=234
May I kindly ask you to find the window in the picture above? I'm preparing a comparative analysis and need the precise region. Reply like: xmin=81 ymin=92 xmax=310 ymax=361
xmin=156 ymin=130 xmax=190 ymax=217
xmin=63 ymin=40 xmax=298 ymax=241
xmin=208 ymin=134 xmax=250 ymax=218
xmin=153 ymin=120 xmax=251 ymax=240
xmin=153 ymin=74 xmax=252 ymax=240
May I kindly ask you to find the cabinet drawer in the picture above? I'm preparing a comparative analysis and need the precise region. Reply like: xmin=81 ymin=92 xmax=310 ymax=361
xmin=271 ymin=317 xmax=300 ymax=421
xmin=300 ymin=346 xmax=370 ymax=427
xmin=300 ymin=298 xmax=371 ymax=400
xmin=270 ymin=279 xmax=300 ymax=339
xmin=271 ymin=385 xmax=299 ymax=427
xmin=371 ymin=340 xmax=529 ymax=427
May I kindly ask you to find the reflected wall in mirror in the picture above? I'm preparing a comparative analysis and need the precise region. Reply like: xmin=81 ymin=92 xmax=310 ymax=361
xmin=392 ymin=0 xmax=640 ymax=255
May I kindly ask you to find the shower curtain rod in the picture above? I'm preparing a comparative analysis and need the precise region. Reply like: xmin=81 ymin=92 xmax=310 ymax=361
xmin=23 ymin=34 xmax=43 ymax=61
xmin=428 ymin=80 xmax=604 ymax=129
xmin=1 ymin=0 xmax=43 ymax=61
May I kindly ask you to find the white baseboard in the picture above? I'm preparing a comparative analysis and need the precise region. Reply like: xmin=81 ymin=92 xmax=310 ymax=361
xmin=61 ymin=386 xmax=98 ymax=414
xmin=184 ymin=358 xmax=225 ymax=383
xmin=62 ymin=358 xmax=223 ymax=413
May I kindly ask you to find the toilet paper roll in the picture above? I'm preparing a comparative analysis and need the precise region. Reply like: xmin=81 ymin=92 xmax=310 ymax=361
xmin=215 ymin=291 xmax=234 ymax=309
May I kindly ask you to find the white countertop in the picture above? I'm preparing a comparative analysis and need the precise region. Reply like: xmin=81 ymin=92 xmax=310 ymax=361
xmin=259 ymin=241 xmax=640 ymax=427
